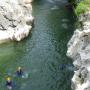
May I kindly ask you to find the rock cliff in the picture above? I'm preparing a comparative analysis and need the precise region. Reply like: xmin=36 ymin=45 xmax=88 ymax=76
xmin=67 ymin=11 xmax=90 ymax=90
xmin=0 ymin=0 xmax=34 ymax=43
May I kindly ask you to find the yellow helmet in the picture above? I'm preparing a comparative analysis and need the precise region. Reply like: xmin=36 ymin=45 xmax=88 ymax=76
xmin=18 ymin=67 xmax=21 ymax=70
xmin=6 ymin=77 xmax=11 ymax=81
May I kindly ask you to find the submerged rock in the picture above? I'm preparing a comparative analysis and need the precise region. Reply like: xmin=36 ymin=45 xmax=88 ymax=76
xmin=67 ymin=12 xmax=90 ymax=90
xmin=0 ymin=0 xmax=34 ymax=43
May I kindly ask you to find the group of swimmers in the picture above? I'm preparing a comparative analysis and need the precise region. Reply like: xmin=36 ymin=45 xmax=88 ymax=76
xmin=6 ymin=67 xmax=23 ymax=90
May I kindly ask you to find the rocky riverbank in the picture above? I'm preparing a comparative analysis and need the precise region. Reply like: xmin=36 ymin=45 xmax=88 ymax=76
xmin=0 ymin=0 xmax=34 ymax=44
xmin=67 ymin=11 xmax=90 ymax=90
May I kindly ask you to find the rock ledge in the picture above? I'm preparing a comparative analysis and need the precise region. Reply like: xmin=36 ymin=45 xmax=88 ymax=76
xmin=67 ymin=11 xmax=90 ymax=90
xmin=0 ymin=0 xmax=34 ymax=44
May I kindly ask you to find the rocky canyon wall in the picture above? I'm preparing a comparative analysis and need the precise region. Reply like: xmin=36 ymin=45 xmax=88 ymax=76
xmin=0 ymin=0 xmax=34 ymax=43
xmin=67 ymin=11 xmax=90 ymax=90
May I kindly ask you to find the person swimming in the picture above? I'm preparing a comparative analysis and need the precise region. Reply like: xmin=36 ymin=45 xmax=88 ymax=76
xmin=6 ymin=77 xmax=12 ymax=90
xmin=16 ymin=67 xmax=23 ymax=77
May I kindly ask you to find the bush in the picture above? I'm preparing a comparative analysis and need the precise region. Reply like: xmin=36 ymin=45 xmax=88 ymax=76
xmin=68 ymin=0 xmax=77 ymax=7
xmin=75 ymin=0 xmax=90 ymax=16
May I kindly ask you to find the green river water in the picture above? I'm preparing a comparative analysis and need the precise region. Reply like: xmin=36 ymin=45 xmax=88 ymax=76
xmin=0 ymin=0 xmax=77 ymax=90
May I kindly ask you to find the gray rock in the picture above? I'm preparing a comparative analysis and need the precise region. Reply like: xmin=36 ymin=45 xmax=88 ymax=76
xmin=67 ymin=11 xmax=90 ymax=90
xmin=0 ymin=0 xmax=34 ymax=43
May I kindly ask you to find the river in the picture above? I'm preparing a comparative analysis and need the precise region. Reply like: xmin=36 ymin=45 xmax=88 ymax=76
xmin=0 ymin=0 xmax=76 ymax=90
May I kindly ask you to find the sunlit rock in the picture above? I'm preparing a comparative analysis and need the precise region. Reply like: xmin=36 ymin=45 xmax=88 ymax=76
xmin=0 ymin=0 xmax=34 ymax=43
xmin=67 ymin=11 xmax=90 ymax=90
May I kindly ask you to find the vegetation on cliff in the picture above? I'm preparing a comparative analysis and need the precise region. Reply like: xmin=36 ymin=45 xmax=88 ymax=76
xmin=68 ymin=0 xmax=90 ymax=16
xmin=68 ymin=0 xmax=77 ymax=7
xmin=75 ymin=0 xmax=90 ymax=16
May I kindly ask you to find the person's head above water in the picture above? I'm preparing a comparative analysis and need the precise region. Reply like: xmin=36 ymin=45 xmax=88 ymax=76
xmin=18 ymin=67 xmax=22 ymax=70
xmin=6 ymin=77 xmax=11 ymax=82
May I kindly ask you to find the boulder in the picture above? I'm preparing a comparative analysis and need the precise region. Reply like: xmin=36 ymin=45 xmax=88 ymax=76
xmin=0 ymin=0 xmax=34 ymax=43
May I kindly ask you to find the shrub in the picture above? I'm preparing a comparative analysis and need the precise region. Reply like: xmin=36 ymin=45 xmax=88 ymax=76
xmin=75 ymin=0 xmax=90 ymax=15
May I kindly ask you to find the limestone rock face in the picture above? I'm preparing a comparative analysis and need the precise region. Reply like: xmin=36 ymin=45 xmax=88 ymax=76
xmin=67 ymin=12 xmax=90 ymax=90
xmin=0 ymin=0 xmax=34 ymax=43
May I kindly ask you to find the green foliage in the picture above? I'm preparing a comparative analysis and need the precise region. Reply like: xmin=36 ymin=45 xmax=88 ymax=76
xmin=68 ymin=0 xmax=77 ymax=7
xmin=75 ymin=0 xmax=90 ymax=16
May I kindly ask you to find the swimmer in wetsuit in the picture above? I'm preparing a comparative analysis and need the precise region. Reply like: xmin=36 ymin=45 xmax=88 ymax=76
xmin=16 ymin=67 xmax=23 ymax=77
xmin=6 ymin=77 xmax=12 ymax=90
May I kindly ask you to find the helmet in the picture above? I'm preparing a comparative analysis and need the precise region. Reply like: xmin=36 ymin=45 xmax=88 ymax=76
xmin=7 ymin=77 xmax=11 ymax=81
xmin=18 ymin=67 xmax=21 ymax=70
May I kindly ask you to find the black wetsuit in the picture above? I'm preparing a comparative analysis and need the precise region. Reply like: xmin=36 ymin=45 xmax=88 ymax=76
xmin=16 ymin=69 xmax=23 ymax=77
xmin=6 ymin=81 xmax=12 ymax=87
